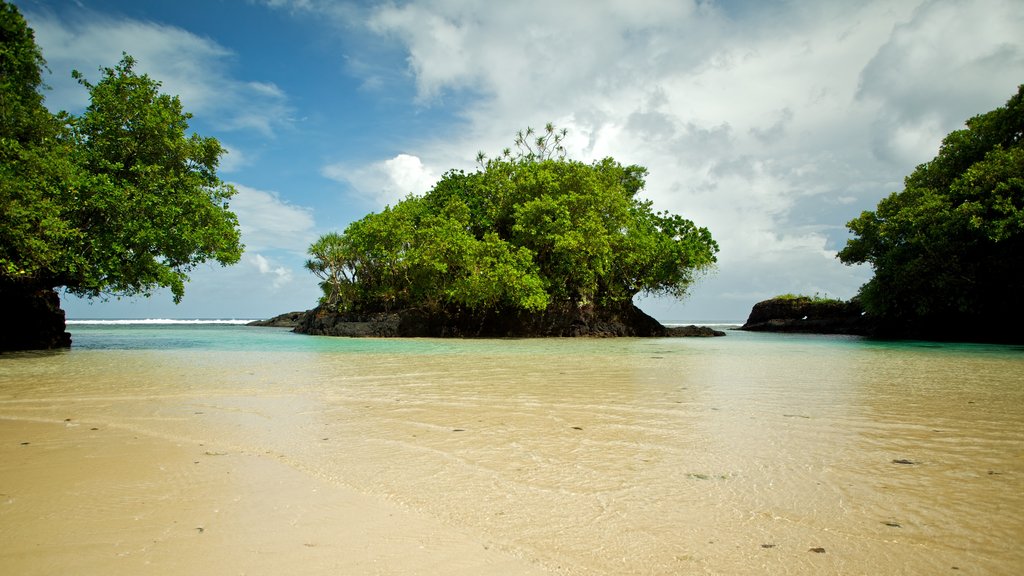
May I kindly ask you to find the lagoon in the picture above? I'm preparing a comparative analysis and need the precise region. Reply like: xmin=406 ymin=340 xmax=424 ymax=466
xmin=1 ymin=324 xmax=1022 ymax=575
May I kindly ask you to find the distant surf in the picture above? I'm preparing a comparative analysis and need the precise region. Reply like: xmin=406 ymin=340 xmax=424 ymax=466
xmin=66 ymin=319 xmax=255 ymax=325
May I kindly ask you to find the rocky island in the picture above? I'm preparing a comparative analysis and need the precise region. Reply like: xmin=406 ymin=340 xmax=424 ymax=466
xmin=739 ymin=295 xmax=871 ymax=336
xmin=270 ymin=125 xmax=724 ymax=341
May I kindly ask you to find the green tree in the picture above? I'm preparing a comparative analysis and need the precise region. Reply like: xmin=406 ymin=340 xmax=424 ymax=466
xmin=1 ymin=1 xmax=49 ymax=143
xmin=307 ymin=126 xmax=718 ymax=332
xmin=305 ymin=232 xmax=353 ymax=307
xmin=63 ymin=55 xmax=242 ymax=302
xmin=1 ymin=2 xmax=242 ymax=349
xmin=838 ymin=86 xmax=1024 ymax=340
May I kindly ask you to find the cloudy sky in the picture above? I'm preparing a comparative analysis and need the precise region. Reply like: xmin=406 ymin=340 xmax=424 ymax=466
xmin=15 ymin=0 xmax=1024 ymax=321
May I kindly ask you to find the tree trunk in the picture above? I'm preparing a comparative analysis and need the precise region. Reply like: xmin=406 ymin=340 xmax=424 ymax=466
xmin=0 ymin=281 xmax=72 ymax=351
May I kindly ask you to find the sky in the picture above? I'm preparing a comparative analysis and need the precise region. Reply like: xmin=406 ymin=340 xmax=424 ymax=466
xmin=13 ymin=0 xmax=1024 ymax=322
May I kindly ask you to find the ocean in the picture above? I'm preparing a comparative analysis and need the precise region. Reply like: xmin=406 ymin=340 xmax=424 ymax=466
xmin=2 ymin=322 xmax=1022 ymax=574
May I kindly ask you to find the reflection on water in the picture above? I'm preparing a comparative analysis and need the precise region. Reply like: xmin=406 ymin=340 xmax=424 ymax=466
xmin=2 ymin=328 xmax=1022 ymax=574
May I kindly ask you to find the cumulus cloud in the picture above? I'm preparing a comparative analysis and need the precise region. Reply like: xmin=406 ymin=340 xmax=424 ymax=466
xmin=322 ymin=153 xmax=439 ymax=208
xmin=354 ymin=1 xmax=915 ymax=239
xmin=857 ymin=0 xmax=1024 ymax=165
xmin=229 ymin=184 xmax=317 ymax=253
xmin=247 ymin=253 xmax=294 ymax=290
xmin=25 ymin=9 xmax=293 ymax=137
xmin=217 ymin=185 xmax=318 ymax=307
xmin=326 ymin=0 xmax=1023 ymax=318
xmin=367 ymin=0 xmax=704 ymax=106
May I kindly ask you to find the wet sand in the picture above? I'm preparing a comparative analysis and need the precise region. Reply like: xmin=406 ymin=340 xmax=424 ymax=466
xmin=0 ymin=418 xmax=549 ymax=576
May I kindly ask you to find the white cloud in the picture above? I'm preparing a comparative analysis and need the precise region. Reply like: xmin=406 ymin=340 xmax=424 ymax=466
xmin=341 ymin=0 xmax=1024 ymax=318
xmin=25 ymin=10 xmax=293 ymax=137
xmin=229 ymin=184 xmax=317 ymax=253
xmin=218 ymin=144 xmax=249 ymax=174
xmin=248 ymin=253 xmax=295 ymax=290
xmin=857 ymin=0 xmax=1024 ymax=164
xmin=322 ymin=153 xmax=439 ymax=208
xmin=367 ymin=0 xmax=704 ymax=106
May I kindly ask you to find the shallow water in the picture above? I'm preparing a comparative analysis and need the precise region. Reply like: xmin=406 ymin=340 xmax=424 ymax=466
xmin=2 ymin=325 xmax=1022 ymax=574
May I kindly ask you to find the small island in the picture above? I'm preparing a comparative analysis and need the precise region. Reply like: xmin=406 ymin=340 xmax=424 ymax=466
xmin=739 ymin=295 xmax=870 ymax=336
xmin=283 ymin=125 xmax=724 ymax=339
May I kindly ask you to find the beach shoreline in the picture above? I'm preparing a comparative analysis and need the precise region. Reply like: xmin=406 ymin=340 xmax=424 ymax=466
xmin=0 ymin=417 xmax=550 ymax=576
xmin=3 ymin=329 xmax=1023 ymax=575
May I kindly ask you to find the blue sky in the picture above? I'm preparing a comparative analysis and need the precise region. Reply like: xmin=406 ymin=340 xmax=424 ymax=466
xmin=14 ymin=0 xmax=1024 ymax=322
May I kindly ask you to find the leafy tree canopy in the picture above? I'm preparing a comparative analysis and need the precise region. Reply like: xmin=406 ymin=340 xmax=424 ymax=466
xmin=307 ymin=124 xmax=718 ymax=318
xmin=0 ymin=1 xmax=242 ymax=304
xmin=838 ymin=85 xmax=1024 ymax=339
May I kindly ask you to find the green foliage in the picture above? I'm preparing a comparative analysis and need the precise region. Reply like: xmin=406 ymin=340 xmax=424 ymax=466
xmin=772 ymin=293 xmax=843 ymax=305
xmin=0 ymin=1 xmax=48 ymax=143
xmin=305 ymin=231 xmax=352 ymax=306
xmin=476 ymin=122 xmax=568 ymax=166
xmin=308 ymin=127 xmax=718 ymax=316
xmin=0 ymin=2 xmax=242 ymax=304
xmin=838 ymin=85 xmax=1024 ymax=337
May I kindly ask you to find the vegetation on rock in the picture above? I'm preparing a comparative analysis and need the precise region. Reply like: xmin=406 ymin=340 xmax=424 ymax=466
xmin=740 ymin=295 xmax=868 ymax=335
xmin=771 ymin=293 xmax=844 ymax=305
xmin=838 ymin=86 xmax=1024 ymax=341
xmin=305 ymin=123 xmax=719 ymax=335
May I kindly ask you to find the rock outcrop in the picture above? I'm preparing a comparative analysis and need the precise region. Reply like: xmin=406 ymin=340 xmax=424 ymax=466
xmin=0 ymin=283 xmax=72 ymax=351
xmin=740 ymin=297 xmax=871 ymax=335
xmin=247 ymin=311 xmax=308 ymax=328
xmin=285 ymin=302 xmax=725 ymax=338
xmin=665 ymin=324 xmax=727 ymax=337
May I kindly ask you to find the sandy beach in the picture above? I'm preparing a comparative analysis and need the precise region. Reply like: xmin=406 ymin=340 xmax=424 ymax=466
xmin=3 ymin=328 xmax=1023 ymax=575
xmin=0 ymin=417 xmax=550 ymax=576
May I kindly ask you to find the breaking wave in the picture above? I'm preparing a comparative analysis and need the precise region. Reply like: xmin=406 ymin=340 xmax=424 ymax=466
xmin=66 ymin=319 xmax=254 ymax=325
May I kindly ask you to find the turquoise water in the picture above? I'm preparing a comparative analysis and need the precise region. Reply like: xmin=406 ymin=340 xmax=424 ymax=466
xmin=64 ymin=320 xmax=1024 ymax=359
xmin=4 ymin=322 xmax=1024 ymax=575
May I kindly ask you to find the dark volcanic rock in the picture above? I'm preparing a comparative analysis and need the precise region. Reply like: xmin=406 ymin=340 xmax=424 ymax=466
xmin=740 ymin=297 xmax=871 ymax=335
xmin=296 ymin=310 xmax=407 ymax=337
xmin=247 ymin=311 xmax=309 ymax=328
xmin=292 ymin=302 xmax=726 ymax=338
xmin=0 ymin=282 xmax=72 ymax=351
xmin=665 ymin=324 xmax=726 ymax=337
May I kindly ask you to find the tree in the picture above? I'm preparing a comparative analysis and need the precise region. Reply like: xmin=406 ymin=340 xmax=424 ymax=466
xmin=0 ymin=2 xmax=242 ymax=349
xmin=475 ymin=122 xmax=568 ymax=166
xmin=305 ymin=232 xmax=353 ymax=307
xmin=838 ymin=85 xmax=1024 ymax=340
xmin=306 ymin=126 xmax=718 ymax=334
xmin=0 ymin=1 xmax=49 ymax=143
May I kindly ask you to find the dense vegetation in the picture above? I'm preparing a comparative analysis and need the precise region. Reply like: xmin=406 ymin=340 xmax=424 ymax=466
xmin=1 ymin=2 xmax=242 ymax=348
xmin=771 ymin=293 xmax=845 ymax=305
xmin=839 ymin=86 xmax=1023 ymax=340
xmin=306 ymin=124 xmax=718 ymax=330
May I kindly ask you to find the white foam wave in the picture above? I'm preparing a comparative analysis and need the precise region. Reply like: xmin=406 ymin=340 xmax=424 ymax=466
xmin=66 ymin=319 xmax=255 ymax=325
